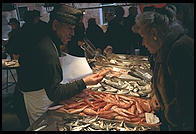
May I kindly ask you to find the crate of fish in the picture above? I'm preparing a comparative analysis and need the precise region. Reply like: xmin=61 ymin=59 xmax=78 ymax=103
xmin=30 ymin=110 xmax=159 ymax=131
xmin=91 ymin=57 xmax=153 ymax=99
xmin=56 ymin=115 xmax=159 ymax=131
xmin=88 ymin=67 xmax=153 ymax=99
xmin=56 ymin=89 xmax=160 ymax=129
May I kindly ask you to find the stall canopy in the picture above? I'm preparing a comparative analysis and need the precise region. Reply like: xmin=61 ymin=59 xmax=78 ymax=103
xmin=139 ymin=3 xmax=167 ymax=13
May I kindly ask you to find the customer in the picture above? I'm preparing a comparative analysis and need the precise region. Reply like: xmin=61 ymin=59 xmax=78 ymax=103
xmin=21 ymin=10 xmax=49 ymax=46
xmin=15 ymin=4 xmax=105 ymax=126
xmin=174 ymin=3 xmax=194 ymax=38
xmin=6 ymin=18 xmax=20 ymax=60
xmin=86 ymin=18 xmax=105 ymax=53
xmin=104 ymin=6 xmax=130 ymax=54
xmin=124 ymin=6 xmax=145 ymax=55
xmin=66 ymin=13 xmax=86 ymax=57
xmin=132 ymin=5 xmax=194 ymax=131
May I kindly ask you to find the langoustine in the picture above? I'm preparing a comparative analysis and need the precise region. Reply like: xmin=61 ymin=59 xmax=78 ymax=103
xmin=57 ymin=89 xmax=159 ymax=127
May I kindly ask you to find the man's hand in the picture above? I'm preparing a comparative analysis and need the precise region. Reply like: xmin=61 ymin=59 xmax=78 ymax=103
xmin=13 ymin=54 xmax=19 ymax=60
xmin=83 ymin=73 xmax=103 ymax=86
xmin=98 ymin=68 xmax=112 ymax=77
xmin=103 ymin=45 xmax=113 ymax=56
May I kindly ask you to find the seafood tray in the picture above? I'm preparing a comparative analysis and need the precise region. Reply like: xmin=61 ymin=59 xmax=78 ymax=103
xmin=2 ymin=59 xmax=19 ymax=68
xmin=91 ymin=54 xmax=153 ymax=98
xmin=27 ymin=110 xmax=159 ymax=131
xmin=27 ymin=110 xmax=82 ymax=131
xmin=56 ymin=89 xmax=161 ymax=128
xmin=90 ymin=65 xmax=153 ymax=99
xmin=95 ymin=54 xmax=151 ymax=71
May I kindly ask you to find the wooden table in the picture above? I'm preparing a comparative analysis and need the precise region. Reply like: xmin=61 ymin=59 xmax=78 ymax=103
xmin=2 ymin=59 xmax=20 ymax=92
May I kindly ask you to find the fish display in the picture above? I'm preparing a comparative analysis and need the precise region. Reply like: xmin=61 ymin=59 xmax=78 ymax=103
xmin=57 ymin=89 xmax=160 ymax=127
xmin=56 ymin=115 xmax=152 ymax=131
xmin=94 ymin=54 xmax=151 ymax=71
xmin=53 ymin=54 xmax=160 ymax=131
xmin=89 ymin=76 xmax=153 ymax=98
xmin=89 ymin=54 xmax=153 ymax=98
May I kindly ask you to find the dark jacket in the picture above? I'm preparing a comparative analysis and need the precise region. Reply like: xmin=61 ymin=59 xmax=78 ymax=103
xmin=16 ymin=25 xmax=86 ymax=103
xmin=13 ymin=20 xmax=49 ymax=55
xmin=152 ymin=26 xmax=194 ymax=130
xmin=6 ymin=28 xmax=21 ymax=56
xmin=124 ymin=15 xmax=147 ymax=55
xmin=67 ymin=22 xmax=85 ymax=57
xmin=105 ymin=17 xmax=130 ymax=54
xmin=86 ymin=23 xmax=105 ymax=51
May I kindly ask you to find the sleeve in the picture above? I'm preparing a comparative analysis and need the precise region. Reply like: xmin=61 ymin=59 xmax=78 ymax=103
xmin=104 ymin=21 xmax=114 ymax=46
xmin=166 ymin=41 xmax=194 ymax=127
xmin=6 ymin=31 xmax=21 ymax=55
xmin=46 ymin=76 xmax=86 ymax=103
xmin=40 ymin=41 xmax=87 ymax=103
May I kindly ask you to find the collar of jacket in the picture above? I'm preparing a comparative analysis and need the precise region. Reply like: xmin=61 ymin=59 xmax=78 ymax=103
xmin=48 ymin=29 xmax=63 ymax=57
xmin=154 ymin=25 xmax=185 ymax=64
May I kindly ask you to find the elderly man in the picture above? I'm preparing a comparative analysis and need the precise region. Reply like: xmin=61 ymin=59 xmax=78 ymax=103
xmin=16 ymin=4 xmax=105 ymax=126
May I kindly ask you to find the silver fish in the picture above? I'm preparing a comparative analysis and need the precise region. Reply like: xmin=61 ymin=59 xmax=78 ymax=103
xmin=138 ymin=91 xmax=148 ymax=97
xmin=72 ymin=119 xmax=80 ymax=126
xmin=126 ymin=85 xmax=134 ymax=91
xmin=87 ymin=127 xmax=104 ymax=131
xmin=97 ymin=87 xmax=106 ymax=92
xmin=89 ymin=115 xmax=98 ymax=123
xmin=138 ymin=126 xmax=150 ymax=131
xmin=90 ymin=87 xmax=99 ymax=91
xmin=71 ymin=124 xmax=90 ymax=131
xmin=117 ymin=89 xmax=129 ymax=95
xmin=102 ymin=85 xmax=118 ymax=93
xmin=34 ymin=124 xmax=47 ymax=131
xmin=137 ymin=80 xmax=147 ymax=86
xmin=142 ymin=85 xmax=152 ymax=94
xmin=91 ymin=122 xmax=100 ymax=129
xmin=128 ymin=91 xmax=140 ymax=97
xmin=119 ymin=120 xmax=124 ymax=127
xmin=133 ymin=88 xmax=139 ymax=93
xmin=99 ymin=120 xmax=106 ymax=129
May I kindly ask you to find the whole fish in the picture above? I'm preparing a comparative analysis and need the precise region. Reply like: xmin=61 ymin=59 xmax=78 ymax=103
xmin=99 ymin=103 xmax=114 ymax=111
xmin=128 ymin=104 xmax=136 ymax=115
xmin=68 ymin=105 xmax=88 ymax=114
xmin=140 ymin=101 xmax=151 ymax=112
xmin=83 ymin=108 xmax=98 ymax=116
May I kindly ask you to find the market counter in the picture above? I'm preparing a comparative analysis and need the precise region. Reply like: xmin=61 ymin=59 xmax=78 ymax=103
xmin=27 ymin=54 xmax=160 ymax=131
xmin=27 ymin=108 xmax=160 ymax=131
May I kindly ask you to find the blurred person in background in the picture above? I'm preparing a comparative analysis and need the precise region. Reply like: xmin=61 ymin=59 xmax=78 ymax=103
xmin=66 ymin=12 xmax=86 ymax=57
xmin=174 ymin=3 xmax=194 ymax=38
xmin=6 ymin=18 xmax=21 ymax=60
xmin=86 ymin=18 xmax=105 ymax=54
xmin=104 ymin=5 xmax=130 ymax=54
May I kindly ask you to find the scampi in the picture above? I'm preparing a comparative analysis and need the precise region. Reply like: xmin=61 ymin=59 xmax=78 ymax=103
xmin=57 ymin=89 xmax=159 ymax=128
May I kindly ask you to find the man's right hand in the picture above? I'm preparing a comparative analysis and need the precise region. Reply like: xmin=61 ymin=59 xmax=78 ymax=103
xmin=83 ymin=73 xmax=103 ymax=86
xmin=13 ymin=54 xmax=19 ymax=60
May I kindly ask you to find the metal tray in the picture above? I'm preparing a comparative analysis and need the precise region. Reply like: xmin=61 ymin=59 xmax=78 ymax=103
xmin=27 ymin=110 xmax=160 ymax=131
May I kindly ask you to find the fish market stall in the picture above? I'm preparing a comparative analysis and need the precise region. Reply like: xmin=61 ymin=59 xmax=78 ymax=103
xmin=27 ymin=54 xmax=160 ymax=131
xmin=27 ymin=110 xmax=159 ymax=131
xmin=89 ymin=54 xmax=153 ymax=99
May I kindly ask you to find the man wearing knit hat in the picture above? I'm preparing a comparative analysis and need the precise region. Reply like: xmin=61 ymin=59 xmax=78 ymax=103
xmin=16 ymin=4 xmax=105 ymax=126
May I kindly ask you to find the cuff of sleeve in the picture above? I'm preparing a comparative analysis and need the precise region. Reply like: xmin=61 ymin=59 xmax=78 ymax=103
xmin=76 ymin=79 xmax=86 ymax=90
